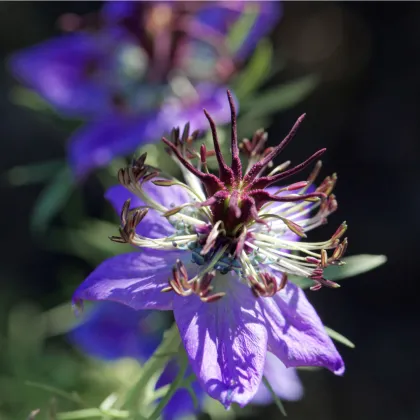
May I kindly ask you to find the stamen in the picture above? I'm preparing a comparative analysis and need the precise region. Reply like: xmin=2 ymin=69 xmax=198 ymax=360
xmin=226 ymin=90 xmax=242 ymax=180
xmin=247 ymin=148 xmax=326 ymax=191
xmin=201 ymin=221 xmax=225 ymax=255
xmin=243 ymin=114 xmax=306 ymax=185
xmin=258 ymin=214 xmax=307 ymax=238
xmin=110 ymin=91 xmax=347 ymax=300
xmin=203 ymin=108 xmax=234 ymax=185
xmin=163 ymin=260 xmax=226 ymax=303
xmin=249 ymin=272 xmax=288 ymax=298
xmin=109 ymin=200 xmax=149 ymax=244
xmin=162 ymin=136 xmax=224 ymax=196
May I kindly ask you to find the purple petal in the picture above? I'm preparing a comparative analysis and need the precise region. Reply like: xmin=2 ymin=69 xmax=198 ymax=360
xmin=73 ymin=249 xmax=184 ymax=310
xmin=9 ymin=34 xmax=113 ymax=118
xmin=68 ymin=112 xmax=162 ymax=178
xmin=173 ymin=273 xmax=268 ymax=408
xmin=105 ymin=182 xmax=191 ymax=239
xmin=258 ymin=282 xmax=345 ymax=374
xmin=101 ymin=1 xmax=137 ymax=22
xmin=69 ymin=302 xmax=165 ymax=360
xmin=252 ymin=352 xmax=303 ymax=404
xmin=68 ymin=85 xmax=234 ymax=177
xmin=158 ymin=84 xmax=236 ymax=136
xmin=234 ymin=1 xmax=282 ymax=60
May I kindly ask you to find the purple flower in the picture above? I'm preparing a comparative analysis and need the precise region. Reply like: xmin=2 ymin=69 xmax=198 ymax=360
xmin=70 ymin=302 xmax=303 ymax=419
xmin=69 ymin=302 xmax=165 ymax=361
xmin=9 ymin=1 xmax=281 ymax=177
xmin=73 ymin=92 xmax=346 ymax=408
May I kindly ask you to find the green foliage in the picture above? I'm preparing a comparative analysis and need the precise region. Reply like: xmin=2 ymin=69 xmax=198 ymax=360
xmin=0 ymin=301 xmax=114 ymax=420
xmin=5 ymin=160 xmax=64 ymax=187
xmin=47 ymin=219 xmax=130 ymax=265
xmin=262 ymin=376 xmax=287 ymax=417
xmin=292 ymin=254 xmax=387 ymax=289
xmin=30 ymin=165 xmax=75 ymax=234
xmin=226 ymin=4 xmax=258 ymax=55
xmin=10 ymin=86 xmax=55 ymax=114
xmin=233 ymin=39 xmax=274 ymax=100
xmin=320 ymin=254 xmax=387 ymax=281
xmin=240 ymin=75 xmax=320 ymax=120
xmin=324 ymin=326 xmax=355 ymax=349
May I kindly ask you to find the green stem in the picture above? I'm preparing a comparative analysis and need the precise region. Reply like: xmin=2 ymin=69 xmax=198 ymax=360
xmin=57 ymin=408 xmax=128 ymax=419
xmin=121 ymin=323 xmax=181 ymax=411
xmin=262 ymin=376 xmax=287 ymax=417
xmin=147 ymin=357 xmax=188 ymax=420
xmin=25 ymin=381 xmax=83 ymax=406
xmin=183 ymin=383 xmax=199 ymax=410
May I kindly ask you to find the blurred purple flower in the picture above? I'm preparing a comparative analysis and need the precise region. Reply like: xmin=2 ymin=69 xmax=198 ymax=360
xmin=73 ymin=93 xmax=346 ymax=408
xmin=9 ymin=1 xmax=281 ymax=177
xmin=70 ymin=302 xmax=302 ymax=419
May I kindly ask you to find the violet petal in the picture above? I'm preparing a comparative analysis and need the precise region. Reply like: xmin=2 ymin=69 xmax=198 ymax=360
xmin=69 ymin=302 xmax=164 ymax=360
xmin=73 ymin=249 xmax=185 ymax=310
xmin=173 ymin=273 xmax=268 ymax=408
xmin=258 ymin=281 xmax=345 ymax=374
xmin=9 ymin=34 xmax=112 ymax=117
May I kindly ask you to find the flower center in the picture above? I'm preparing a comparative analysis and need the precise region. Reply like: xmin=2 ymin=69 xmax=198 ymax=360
xmin=110 ymin=90 xmax=348 ymax=303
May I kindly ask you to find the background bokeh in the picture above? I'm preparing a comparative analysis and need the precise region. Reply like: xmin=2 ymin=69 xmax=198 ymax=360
xmin=0 ymin=2 xmax=418 ymax=420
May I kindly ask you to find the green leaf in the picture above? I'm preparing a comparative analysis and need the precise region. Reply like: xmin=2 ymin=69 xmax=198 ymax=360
xmin=31 ymin=165 xmax=75 ymax=234
xmin=291 ymin=254 xmax=387 ymax=289
xmin=289 ymin=277 xmax=314 ymax=289
xmin=183 ymin=383 xmax=199 ymax=411
xmin=40 ymin=301 xmax=77 ymax=337
xmin=241 ymin=74 xmax=319 ymax=119
xmin=76 ymin=219 xmax=129 ymax=256
xmin=57 ymin=408 xmax=129 ymax=419
xmin=322 ymin=254 xmax=387 ymax=281
xmin=10 ymin=86 xmax=83 ymax=130
xmin=46 ymin=220 xmax=130 ymax=265
xmin=10 ymin=86 xmax=55 ymax=113
xmin=147 ymin=357 xmax=188 ymax=420
xmin=4 ymin=160 xmax=64 ymax=187
xmin=324 ymin=326 xmax=355 ymax=349
xmin=25 ymin=381 xmax=83 ymax=405
xmin=233 ymin=39 xmax=273 ymax=100
xmin=227 ymin=4 xmax=258 ymax=55
xmin=262 ymin=376 xmax=287 ymax=416
xmin=121 ymin=324 xmax=181 ymax=410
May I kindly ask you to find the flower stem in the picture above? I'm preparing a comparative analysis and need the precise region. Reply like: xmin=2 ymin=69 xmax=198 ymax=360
xmin=120 ymin=323 xmax=181 ymax=414
xmin=57 ymin=408 xmax=129 ymax=419
xmin=262 ymin=375 xmax=287 ymax=417
xmin=147 ymin=355 xmax=189 ymax=420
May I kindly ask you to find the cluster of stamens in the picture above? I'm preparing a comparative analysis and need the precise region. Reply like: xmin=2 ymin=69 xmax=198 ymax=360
xmin=110 ymin=199 xmax=149 ymax=245
xmin=109 ymin=90 xmax=348 ymax=300
xmin=249 ymin=272 xmax=288 ymax=298
xmin=161 ymin=260 xmax=226 ymax=303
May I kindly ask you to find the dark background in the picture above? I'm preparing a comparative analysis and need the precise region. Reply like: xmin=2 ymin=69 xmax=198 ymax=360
xmin=0 ymin=2 xmax=418 ymax=420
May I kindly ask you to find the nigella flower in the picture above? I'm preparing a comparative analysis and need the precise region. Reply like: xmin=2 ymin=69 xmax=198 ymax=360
xmin=73 ymin=91 xmax=346 ymax=407
xmin=9 ymin=1 xmax=281 ymax=177
xmin=70 ymin=302 xmax=302 ymax=419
